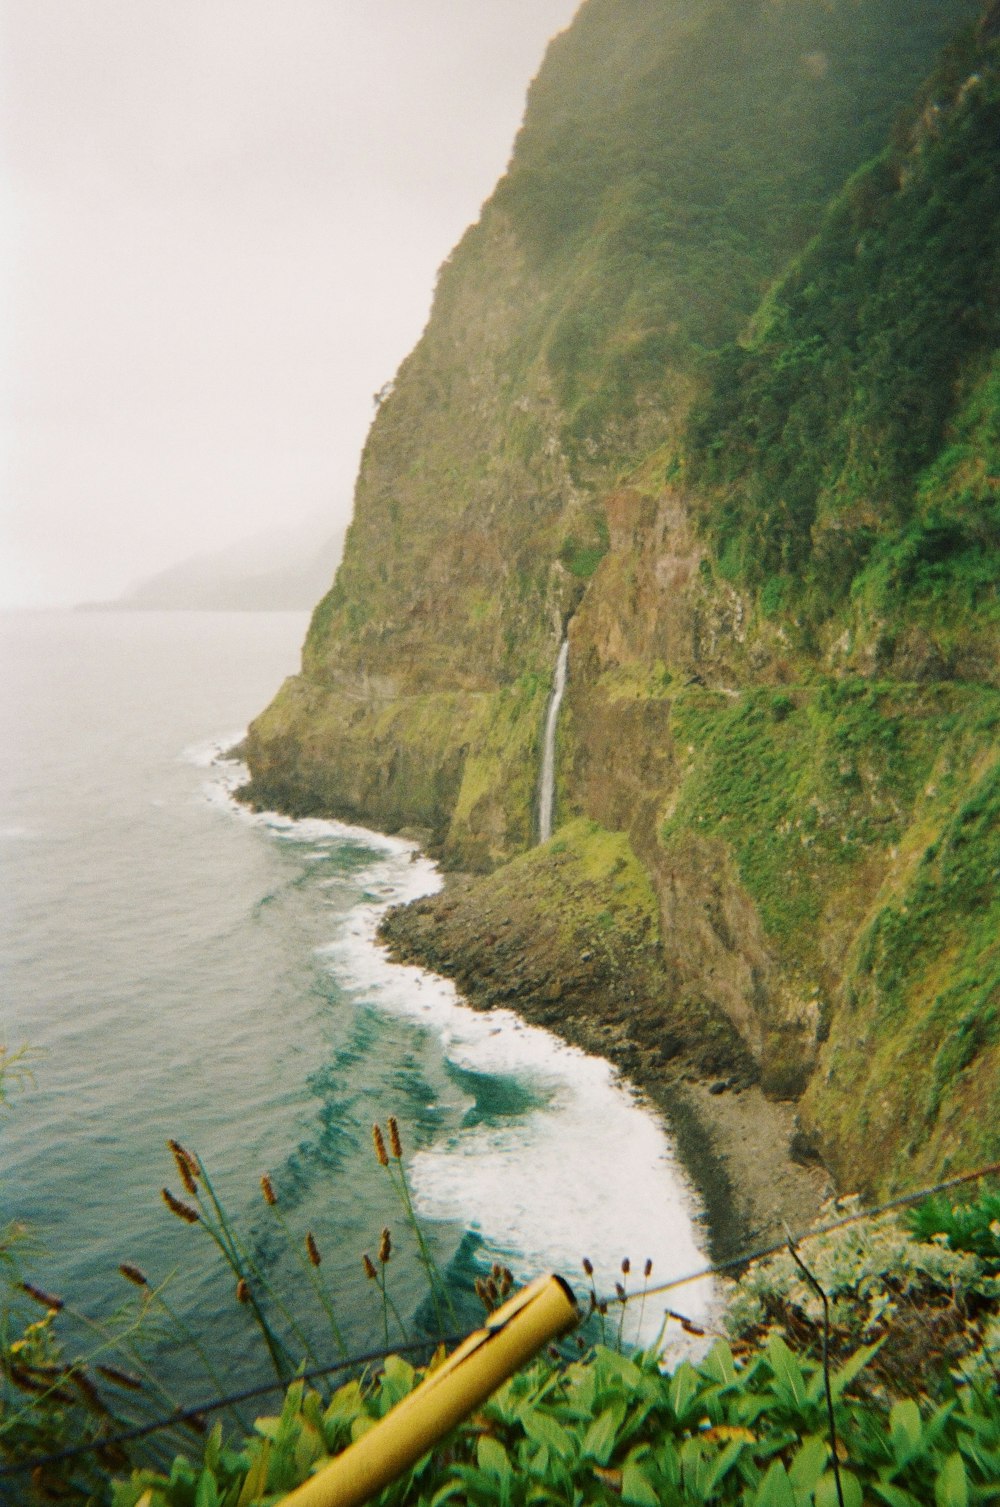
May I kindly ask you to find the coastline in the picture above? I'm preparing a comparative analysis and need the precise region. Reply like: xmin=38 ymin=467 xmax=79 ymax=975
xmin=378 ymin=871 xmax=833 ymax=1265
xmin=237 ymin=782 xmax=833 ymax=1264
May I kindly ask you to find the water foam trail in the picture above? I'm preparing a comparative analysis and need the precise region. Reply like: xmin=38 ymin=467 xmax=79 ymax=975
xmin=206 ymin=737 xmax=714 ymax=1349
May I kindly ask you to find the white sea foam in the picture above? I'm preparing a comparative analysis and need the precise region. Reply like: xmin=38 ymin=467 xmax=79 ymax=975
xmin=312 ymin=843 xmax=715 ymax=1347
xmin=208 ymin=753 xmax=715 ymax=1350
xmin=180 ymin=731 xmax=247 ymax=769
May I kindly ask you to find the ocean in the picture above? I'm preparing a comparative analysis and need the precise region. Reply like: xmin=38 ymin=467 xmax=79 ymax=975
xmin=1 ymin=609 xmax=711 ymax=1408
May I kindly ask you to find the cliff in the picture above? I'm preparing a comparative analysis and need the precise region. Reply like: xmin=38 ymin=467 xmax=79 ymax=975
xmin=246 ymin=0 xmax=999 ymax=1203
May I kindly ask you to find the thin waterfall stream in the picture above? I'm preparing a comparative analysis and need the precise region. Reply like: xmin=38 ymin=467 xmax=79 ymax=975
xmin=537 ymin=638 xmax=569 ymax=842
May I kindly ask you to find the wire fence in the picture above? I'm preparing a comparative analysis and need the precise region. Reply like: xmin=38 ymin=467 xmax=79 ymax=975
xmin=3 ymin=1156 xmax=999 ymax=1486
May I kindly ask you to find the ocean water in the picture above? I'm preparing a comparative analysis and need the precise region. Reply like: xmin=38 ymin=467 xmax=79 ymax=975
xmin=1 ymin=609 xmax=711 ymax=1405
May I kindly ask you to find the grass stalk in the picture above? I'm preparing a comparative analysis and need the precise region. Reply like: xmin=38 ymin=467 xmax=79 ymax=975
xmin=374 ymin=1122 xmax=454 ymax=1334
xmin=260 ymin=1189 xmax=348 ymax=1359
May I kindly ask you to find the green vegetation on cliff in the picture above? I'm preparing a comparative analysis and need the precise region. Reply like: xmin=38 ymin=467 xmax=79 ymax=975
xmin=499 ymin=0 xmax=982 ymax=460
xmin=247 ymin=0 xmax=1000 ymax=1198
xmin=247 ymin=0 xmax=977 ymax=866
xmin=688 ymin=28 xmax=1000 ymax=670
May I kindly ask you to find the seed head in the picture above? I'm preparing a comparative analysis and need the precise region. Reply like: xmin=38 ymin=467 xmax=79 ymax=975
xmin=387 ymin=1116 xmax=403 ymax=1159
xmin=372 ymin=1124 xmax=389 ymax=1167
xmin=71 ymin=1370 xmax=110 ymax=1417
xmin=582 ymin=1257 xmax=593 ymax=1277
xmin=378 ymin=1227 xmax=392 ymax=1264
xmin=161 ymin=1187 xmax=199 ymax=1224
xmin=615 ymin=1282 xmax=626 ymax=1302
xmin=118 ymin=1263 xmax=148 ymax=1288
xmin=362 ymin=1253 xmax=378 ymax=1281
xmin=621 ymin=1257 xmax=630 ymax=1276
xmin=97 ymin=1365 xmax=143 ymax=1393
xmin=168 ymin=1139 xmax=200 ymax=1195
xmin=499 ymin=1267 xmax=513 ymax=1298
xmin=644 ymin=1258 xmax=653 ymax=1279
xmin=306 ymin=1232 xmax=322 ymax=1267
xmin=21 ymin=1281 xmax=64 ymax=1313
xmin=236 ymin=1278 xmax=250 ymax=1304
xmin=260 ymin=1174 xmax=277 ymax=1207
xmin=10 ymin=1363 xmax=72 ymax=1402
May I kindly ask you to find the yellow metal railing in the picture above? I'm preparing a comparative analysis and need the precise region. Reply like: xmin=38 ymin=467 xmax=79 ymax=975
xmin=278 ymin=1273 xmax=578 ymax=1507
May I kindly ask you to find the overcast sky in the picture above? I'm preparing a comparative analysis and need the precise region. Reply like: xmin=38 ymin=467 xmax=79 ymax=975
xmin=0 ymin=0 xmax=578 ymax=608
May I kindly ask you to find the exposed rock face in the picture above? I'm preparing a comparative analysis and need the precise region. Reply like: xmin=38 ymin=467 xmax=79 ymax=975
xmin=246 ymin=0 xmax=1000 ymax=1197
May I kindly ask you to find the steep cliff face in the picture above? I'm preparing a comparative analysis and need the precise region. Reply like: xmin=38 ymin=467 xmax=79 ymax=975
xmin=246 ymin=0 xmax=976 ymax=864
xmin=247 ymin=0 xmax=999 ymax=1195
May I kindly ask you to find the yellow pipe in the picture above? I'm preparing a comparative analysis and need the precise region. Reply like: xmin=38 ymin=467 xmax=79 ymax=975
xmin=278 ymin=1273 xmax=578 ymax=1507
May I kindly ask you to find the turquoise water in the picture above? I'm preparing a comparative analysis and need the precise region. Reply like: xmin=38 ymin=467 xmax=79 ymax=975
xmin=0 ymin=610 xmax=710 ymax=1405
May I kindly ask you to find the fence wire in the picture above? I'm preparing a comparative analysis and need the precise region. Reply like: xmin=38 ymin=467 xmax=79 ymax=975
xmin=3 ymin=1156 xmax=999 ymax=1485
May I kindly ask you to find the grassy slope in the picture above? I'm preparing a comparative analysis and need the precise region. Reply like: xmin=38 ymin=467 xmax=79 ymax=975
xmin=659 ymin=26 xmax=1000 ymax=1186
xmin=687 ymin=27 xmax=1000 ymax=684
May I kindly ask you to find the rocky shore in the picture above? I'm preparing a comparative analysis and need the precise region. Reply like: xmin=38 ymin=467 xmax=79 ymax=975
xmin=378 ymin=842 xmax=832 ymax=1265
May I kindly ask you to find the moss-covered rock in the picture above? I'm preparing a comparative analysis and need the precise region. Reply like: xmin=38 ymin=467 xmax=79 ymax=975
xmin=379 ymin=818 xmax=753 ymax=1085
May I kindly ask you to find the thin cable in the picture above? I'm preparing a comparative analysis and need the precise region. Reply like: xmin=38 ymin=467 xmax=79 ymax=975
xmin=0 ymin=1332 xmax=466 ymax=1481
xmin=601 ymin=1158 xmax=1000 ymax=1309
xmin=785 ymin=1233 xmax=844 ymax=1507
xmin=7 ymin=1157 xmax=1000 ymax=1481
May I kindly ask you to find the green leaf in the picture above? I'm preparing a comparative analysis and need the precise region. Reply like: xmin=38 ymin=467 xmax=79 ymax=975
xmin=830 ymin=1341 xmax=882 ymax=1399
xmin=890 ymin=1398 xmax=923 ymax=1464
xmin=621 ymin=1457 xmax=660 ymax=1507
xmin=195 ymin=1469 xmax=221 ymax=1507
xmin=701 ymin=1339 xmax=740 ymax=1387
xmin=381 ymin=1354 xmax=416 ymax=1404
xmin=477 ymin=1436 xmax=513 ymax=1480
xmin=817 ymin=1470 xmax=862 ymax=1507
xmin=935 ymin=1452 xmax=969 ymax=1507
xmin=520 ymin=1407 xmax=574 ymax=1458
xmin=670 ymin=1360 xmax=699 ymax=1418
xmin=596 ymin=1348 xmax=646 ymax=1396
xmin=654 ymin=1438 xmax=682 ymax=1487
xmin=789 ymin=1435 xmax=829 ymax=1492
xmin=582 ymin=1402 xmax=626 ymax=1464
xmin=302 ymin=1390 xmax=324 ymax=1433
xmin=766 ymin=1335 xmax=807 ymax=1408
xmin=278 ymin=1380 xmax=304 ymax=1433
xmin=430 ymin=1484 xmax=472 ymax=1507
xmin=870 ymin=1483 xmax=924 ymax=1507
xmin=204 ymin=1422 xmax=223 ymax=1476
xmin=701 ymin=1437 xmax=748 ymax=1495
xmin=323 ymin=1380 xmax=365 ymax=1428
xmin=754 ymin=1460 xmax=796 ymax=1507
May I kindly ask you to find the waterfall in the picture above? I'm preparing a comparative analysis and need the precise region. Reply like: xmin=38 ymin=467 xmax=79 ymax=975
xmin=537 ymin=638 xmax=569 ymax=843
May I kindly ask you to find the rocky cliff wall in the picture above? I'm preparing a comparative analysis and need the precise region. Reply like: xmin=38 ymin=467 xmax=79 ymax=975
xmin=246 ymin=0 xmax=998 ymax=1196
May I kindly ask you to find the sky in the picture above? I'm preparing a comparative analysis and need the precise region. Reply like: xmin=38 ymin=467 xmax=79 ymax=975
xmin=0 ymin=0 xmax=579 ymax=608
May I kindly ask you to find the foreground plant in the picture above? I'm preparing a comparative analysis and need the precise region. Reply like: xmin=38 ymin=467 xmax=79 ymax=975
xmin=110 ymin=1324 xmax=1000 ymax=1507
xmin=372 ymin=1118 xmax=456 ymax=1334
